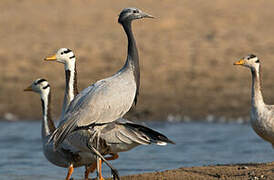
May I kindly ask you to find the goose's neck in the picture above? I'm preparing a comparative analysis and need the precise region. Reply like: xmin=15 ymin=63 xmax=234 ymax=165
xmin=41 ymin=90 xmax=55 ymax=139
xmin=251 ymin=66 xmax=264 ymax=108
xmin=61 ymin=61 xmax=78 ymax=118
xmin=122 ymin=21 xmax=140 ymax=104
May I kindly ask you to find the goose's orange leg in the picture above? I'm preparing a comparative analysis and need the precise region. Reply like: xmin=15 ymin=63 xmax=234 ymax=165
xmin=65 ymin=164 xmax=74 ymax=180
xmin=98 ymin=158 xmax=104 ymax=180
xmin=85 ymin=163 xmax=97 ymax=180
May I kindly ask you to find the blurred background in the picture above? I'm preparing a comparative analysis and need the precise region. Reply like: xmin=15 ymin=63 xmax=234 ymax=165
xmin=3 ymin=1 xmax=274 ymax=179
xmin=1 ymin=0 xmax=274 ymax=121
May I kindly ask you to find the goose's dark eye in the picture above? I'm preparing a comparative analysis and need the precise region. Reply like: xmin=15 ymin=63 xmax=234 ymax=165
xmin=255 ymin=60 xmax=260 ymax=63
xmin=61 ymin=52 xmax=64 ymax=55
xmin=133 ymin=10 xmax=138 ymax=13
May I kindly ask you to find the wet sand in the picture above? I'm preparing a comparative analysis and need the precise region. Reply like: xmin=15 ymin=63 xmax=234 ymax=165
xmin=110 ymin=162 xmax=274 ymax=180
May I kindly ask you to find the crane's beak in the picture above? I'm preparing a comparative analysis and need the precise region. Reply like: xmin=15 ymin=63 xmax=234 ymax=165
xmin=44 ymin=55 xmax=57 ymax=61
xmin=233 ymin=59 xmax=245 ymax=65
xmin=141 ymin=12 xmax=155 ymax=19
xmin=24 ymin=86 xmax=33 ymax=91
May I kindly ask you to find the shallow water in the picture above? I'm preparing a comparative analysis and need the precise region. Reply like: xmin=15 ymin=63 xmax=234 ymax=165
xmin=1 ymin=121 xmax=274 ymax=180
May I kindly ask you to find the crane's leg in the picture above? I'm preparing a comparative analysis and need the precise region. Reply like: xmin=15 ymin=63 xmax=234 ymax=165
xmin=96 ymin=135 xmax=101 ymax=180
xmin=65 ymin=164 xmax=74 ymax=180
xmin=84 ymin=153 xmax=119 ymax=180
xmin=96 ymin=156 xmax=101 ymax=180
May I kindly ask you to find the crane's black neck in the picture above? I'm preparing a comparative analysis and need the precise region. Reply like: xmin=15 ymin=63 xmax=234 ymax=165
xmin=122 ymin=21 xmax=140 ymax=105
xmin=41 ymin=91 xmax=56 ymax=138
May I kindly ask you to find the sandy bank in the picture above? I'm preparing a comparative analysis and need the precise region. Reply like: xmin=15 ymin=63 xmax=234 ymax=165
xmin=108 ymin=162 xmax=274 ymax=180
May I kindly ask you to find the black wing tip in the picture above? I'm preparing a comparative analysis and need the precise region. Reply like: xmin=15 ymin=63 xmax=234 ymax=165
xmin=155 ymin=134 xmax=175 ymax=145
xmin=125 ymin=122 xmax=175 ymax=144
xmin=164 ymin=138 xmax=175 ymax=145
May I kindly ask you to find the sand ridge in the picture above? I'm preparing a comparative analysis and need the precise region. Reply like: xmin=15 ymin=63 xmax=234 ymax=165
xmin=108 ymin=162 xmax=274 ymax=180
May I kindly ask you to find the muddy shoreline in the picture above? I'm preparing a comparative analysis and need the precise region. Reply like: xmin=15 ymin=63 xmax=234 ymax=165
xmin=107 ymin=162 xmax=274 ymax=180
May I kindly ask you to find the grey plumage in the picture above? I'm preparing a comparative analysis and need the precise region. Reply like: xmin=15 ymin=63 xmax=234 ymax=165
xmin=99 ymin=119 xmax=175 ymax=153
xmin=66 ymin=118 xmax=174 ymax=160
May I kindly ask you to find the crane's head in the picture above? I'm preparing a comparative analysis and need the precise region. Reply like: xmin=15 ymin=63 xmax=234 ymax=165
xmin=24 ymin=78 xmax=50 ymax=95
xmin=118 ymin=7 xmax=154 ymax=24
xmin=233 ymin=54 xmax=260 ymax=71
xmin=44 ymin=48 xmax=76 ymax=70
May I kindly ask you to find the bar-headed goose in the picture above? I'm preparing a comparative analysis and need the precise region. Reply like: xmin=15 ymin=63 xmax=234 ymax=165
xmin=234 ymin=54 xmax=274 ymax=146
xmin=24 ymin=79 xmax=96 ymax=180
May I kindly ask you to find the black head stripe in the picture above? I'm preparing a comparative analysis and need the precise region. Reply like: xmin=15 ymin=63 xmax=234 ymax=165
xmin=35 ymin=79 xmax=47 ymax=85
xmin=42 ymin=84 xmax=50 ymax=89
xmin=69 ymin=55 xmax=75 ymax=59
xmin=250 ymin=54 xmax=256 ymax=58
xmin=64 ymin=49 xmax=72 ymax=54
xmin=247 ymin=54 xmax=256 ymax=60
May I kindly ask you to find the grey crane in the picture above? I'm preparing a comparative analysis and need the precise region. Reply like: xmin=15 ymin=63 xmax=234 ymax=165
xmin=45 ymin=47 xmax=174 ymax=179
xmin=234 ymin=55 xmax=274 ymax=147
xmin=49 ymin=7 xmax=154 ymax=151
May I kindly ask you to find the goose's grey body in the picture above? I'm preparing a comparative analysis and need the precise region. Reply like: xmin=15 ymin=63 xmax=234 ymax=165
xmin=234 ymin=54 xmax=274 ymax=146
xmin=249 ymin=68 xmax=274 ymax=144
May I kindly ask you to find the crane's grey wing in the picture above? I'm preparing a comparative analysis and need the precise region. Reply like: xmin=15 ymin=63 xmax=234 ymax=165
xmin=101 ymin=120 xmax=175 ymax=146
xmin=123 ymin=122 xmax=175 ymax=145
xmin=51 ymin=76 xmax=136 ymax=149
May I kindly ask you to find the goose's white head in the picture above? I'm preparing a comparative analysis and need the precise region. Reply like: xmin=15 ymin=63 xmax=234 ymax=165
xmin=44 ymin=48 xmax=76 ymax=70
xmin=234 ymin=54 xmax=260 ymax=71
xmin=24 ymin=78 xmax=50 ymax=96
xmin=118 ymin=7 xmax=154 ymax=24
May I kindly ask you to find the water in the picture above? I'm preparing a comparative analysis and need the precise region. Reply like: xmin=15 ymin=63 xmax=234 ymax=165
xmin=1 ymin=121 xmax=274 ymax=180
